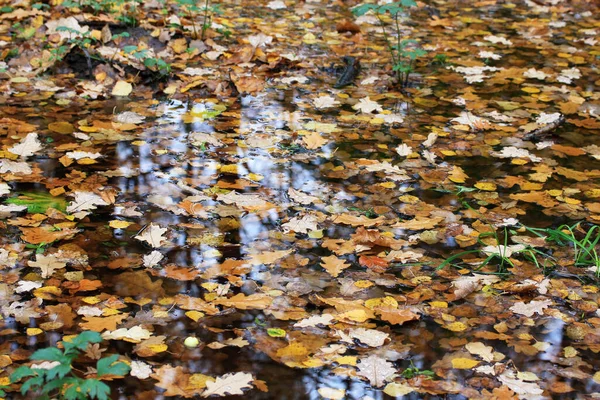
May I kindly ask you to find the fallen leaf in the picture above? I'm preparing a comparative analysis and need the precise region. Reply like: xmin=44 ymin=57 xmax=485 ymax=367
xmin=201 ymin=372 xmax=254 ymax=397
xmin=356 ymin=355 xmax=396 ymax=387
xmin=112 ymin=80 xmax=133 ymax=96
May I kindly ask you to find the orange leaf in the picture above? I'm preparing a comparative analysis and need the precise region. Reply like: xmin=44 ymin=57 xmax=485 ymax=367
xmin=359 ymin=255 xmax=389 ymax=273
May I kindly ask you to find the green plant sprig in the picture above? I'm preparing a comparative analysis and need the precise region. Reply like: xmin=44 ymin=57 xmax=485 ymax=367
xmin=352 ymin=0 xmax=426 ymax=87
xmin=10 ymin=331 xmax=130 ymax=400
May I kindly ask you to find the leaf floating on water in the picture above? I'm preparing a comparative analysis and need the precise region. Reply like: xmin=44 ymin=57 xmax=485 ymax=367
xmin=356 ymin=355 xmax=396 ymax=387
xmin=135 ymin=224 xmax=168 ymax=248
xmin=8 ymin=133 xmax=42 ymax=158
xmin=509 ymin=299 xmax=553 ymax=317
xmin=201 ymin=372 xmax=254 ymax=397
xmin=112 ymin=80 xmax=133 ymax=96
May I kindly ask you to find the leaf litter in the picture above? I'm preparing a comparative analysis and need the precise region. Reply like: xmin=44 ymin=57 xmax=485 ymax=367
xmin=0 ymin=0 xmax=599 ymax=398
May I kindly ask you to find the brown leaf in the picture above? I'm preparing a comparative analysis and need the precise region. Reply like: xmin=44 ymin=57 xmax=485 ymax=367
xmin=359 ymin=255 xmax=389 ymax=273
xmin=20 ymin=226 xmax=80 ymax=245
xmin=213 ymin=293 xmax=272 ymax=310
xmin=320 ymin=255 xmax=350 ymax=277
xmin=113 ymin=271 xmax=164 ymax=298
xmin=79 ymin=314 xmax=128 ymax=331
xmin=231 ymin=74 xmax=265 ymax=95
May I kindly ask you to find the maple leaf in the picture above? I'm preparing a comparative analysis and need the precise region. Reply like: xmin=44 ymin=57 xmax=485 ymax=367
xmin=509 ymin=299 xmax=552 ymax=317
xmin=396 ymin=143 xmax=413 ymax=156
xmin=352 ymin=97 xmax=383 ymax=114
xmin=302 ymin=131 xmax=328 ymax=149
xmin=201 ymin=372 xmax=254 ymax=397
xmin=135 ymin=224 xmax=168 ymax=248
xmin=8 ymin=133 xmax=42 ymax=158
xmin=313 ymin=95 xmax=340 ymax=109
xmin=356 ymin=355 xmax=396 ymax=387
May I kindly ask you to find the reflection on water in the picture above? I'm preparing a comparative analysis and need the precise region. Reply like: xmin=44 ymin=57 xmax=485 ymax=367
xmin=1 ymin=1 xmax=600 ymax=398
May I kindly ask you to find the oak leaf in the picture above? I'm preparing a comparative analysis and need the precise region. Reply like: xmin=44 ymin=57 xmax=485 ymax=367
xmin=8 ymin=133 xmax=42 ymax=158
xmin=509 ymin=299 xmax=552 ymax=317
xmin=201 ymin=372 xmax=254 ymax=397
xmin=29 ymin=254 xmax=66 ymax=278
xmin=135 ymin=223 xmax=168 ymax=248
xmin=320 ymin=256 xmax=350 ymax=277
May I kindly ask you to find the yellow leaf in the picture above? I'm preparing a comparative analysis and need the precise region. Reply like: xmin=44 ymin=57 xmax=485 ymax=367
xmin=338 ymin=309 xmax=369 ymax=322
xmin=185 ymin=311 xmax=205 ymax=321
xmin=445 ymin=321 xmax=467 ymax=332
xmin=302 ymin=33 xmax=317 ymax=44
xmin=398 ymin=194 xmax=420 ymax=204
xmin=220 ymin=164 xmax=238 ymax=174
xmin=365 ymin=296 xmax=398 ymax=309
xmin=448 ymin=166 xmax=468 ymax=183
xmin=564 ymin=346 xmax=578 ymax=358
xmin=451 ymin=357 xmax=479 ymax=369
xmin=384 ymin=383 xmax=415 ymax=396
xmin=189 ymin=374 xmax=215 ymax=390
xmin=109 ymin=220 xmax=132 ymax=229
xmin=148 ymin=343 xmax=168 ymax=353
xmin=112 ymin=80 xmax=133 ymax=96
xmin=302 ymin=358 xmax=325 ymax=368
xmin=333 ymin=356 xmax=357 ymax=366
xmin=475 ymin=182 xmax=497 ymax=191
xmin=429 ymin=301 xmax=448 ymax=308
xmin=27 ymin=328 xmax=43 ymax=336
xmin=82 ymin=296 xmax=101 ymax=304
xmin=48 ymin=121 xmax=74 ymax=134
